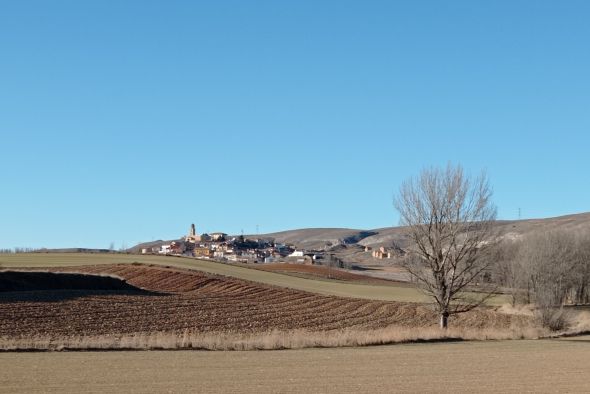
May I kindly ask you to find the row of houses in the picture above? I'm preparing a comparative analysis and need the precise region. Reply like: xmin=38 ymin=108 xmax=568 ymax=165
xmin=142 ymin=224 xmax=402 ymax=265
xmin=143 ymin=224 xmax=308 ymax=263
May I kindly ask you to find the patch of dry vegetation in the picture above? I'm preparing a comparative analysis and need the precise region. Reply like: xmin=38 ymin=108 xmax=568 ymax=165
xmin=0 ymin=325 xmax=546 ymax=351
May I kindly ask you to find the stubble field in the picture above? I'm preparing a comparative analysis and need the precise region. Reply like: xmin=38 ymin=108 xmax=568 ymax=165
xmin=2 ymin=338 xmax=589 ymax=393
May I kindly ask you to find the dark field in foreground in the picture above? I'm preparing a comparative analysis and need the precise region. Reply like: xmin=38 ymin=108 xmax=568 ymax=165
xmin=2 ymin=339 xmax=589 ymax=393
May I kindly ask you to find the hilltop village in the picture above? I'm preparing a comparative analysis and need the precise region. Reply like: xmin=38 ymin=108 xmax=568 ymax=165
xmin=142 ymin=224 xmax=314 ymax=264
xmin=142 ymin=224 xmax=402 ymax=267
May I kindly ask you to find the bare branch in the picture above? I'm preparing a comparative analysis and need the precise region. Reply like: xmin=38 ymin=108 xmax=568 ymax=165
xmin=394 ymin=163 xmax=497 ymax=328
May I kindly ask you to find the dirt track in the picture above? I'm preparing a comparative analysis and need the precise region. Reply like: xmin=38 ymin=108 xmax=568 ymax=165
xmin=0 ymin=264 xmax=526 ymax=338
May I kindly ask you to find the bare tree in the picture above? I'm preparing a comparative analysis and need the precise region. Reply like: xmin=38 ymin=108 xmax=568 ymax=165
xmin=569 ymin=230 xmax=590 ymax=305
xmin=518 ymin=229 xmax=590 ymax=330
xmin=492 ymin=239 xmax=529 ymax=305
xmin=394 ymin=163 xmax=498 ymax=328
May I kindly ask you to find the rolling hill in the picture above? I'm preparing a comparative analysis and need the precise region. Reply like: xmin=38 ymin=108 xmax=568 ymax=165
xmin=259 ymin=212 xmax=590 ymax=250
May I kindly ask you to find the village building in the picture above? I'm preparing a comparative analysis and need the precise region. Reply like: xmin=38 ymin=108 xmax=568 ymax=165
xmin=169 ymin=241 xmax=185 ymax=254
xmin=210 ymin=232 xmax=227 ymax=242
xmin=200 ymin=233 xmax=212 ymax=242
xmin=372 ymin=246 xmax=392 ymax=259
xmin=185 ymin=223 xmax=201 ymax=243
xmin=194 ymin=246 xmax=214 ymax=258
xmin=288 ymin=250 xmax=304 ymax=257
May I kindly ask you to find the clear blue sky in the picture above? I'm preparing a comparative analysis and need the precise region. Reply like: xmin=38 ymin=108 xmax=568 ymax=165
xmin=1 ymin=1 xmax=589 ymax=249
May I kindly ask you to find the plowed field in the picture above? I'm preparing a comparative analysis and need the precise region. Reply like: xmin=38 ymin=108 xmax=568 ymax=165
xmin=0 ymin=264 xmax=525 ymax=339
xmin=250 ymin=263 xmax=408 ymax=285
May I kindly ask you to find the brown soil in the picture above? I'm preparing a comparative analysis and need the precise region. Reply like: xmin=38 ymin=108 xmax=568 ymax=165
xmin=249 ymin=263 xmax=408 ymax=285
xmin=5 ymin=341 xmax=589 ymax=393
xmin=0 ymin=264 xmax=527 ymax=339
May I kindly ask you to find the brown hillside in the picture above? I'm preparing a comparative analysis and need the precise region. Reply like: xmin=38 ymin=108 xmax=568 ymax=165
xmin=259 ymin=212 xmax=590 ymax=250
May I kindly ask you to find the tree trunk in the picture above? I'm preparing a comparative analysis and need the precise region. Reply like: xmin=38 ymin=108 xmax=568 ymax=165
xmin=439 ymin=312 xmax=449 ymax=329
xmin=526 ymin=283 xmax=531 ymax=304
